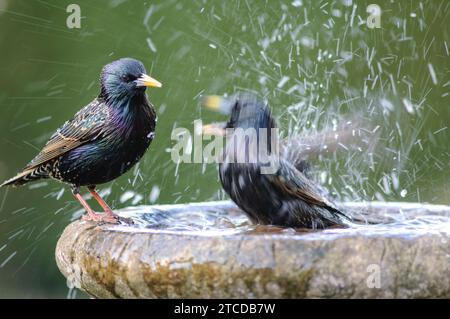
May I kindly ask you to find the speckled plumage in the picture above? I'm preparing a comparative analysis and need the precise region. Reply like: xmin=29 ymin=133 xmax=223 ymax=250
xmin=1 ymin=58 xmax=160 ymax=223
xmin=207 ymin=93 xmax=349 ymax=229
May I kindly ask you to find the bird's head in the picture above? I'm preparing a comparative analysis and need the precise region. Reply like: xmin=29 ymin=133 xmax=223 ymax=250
xmin=100 ymin=58 xmax=161 ymax=102
xmin=201 ymin=92 xmax=276 ymax=136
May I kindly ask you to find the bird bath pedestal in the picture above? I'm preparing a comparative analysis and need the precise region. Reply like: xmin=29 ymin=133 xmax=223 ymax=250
xmin=56 ymin=201 xmax=450 ymax=298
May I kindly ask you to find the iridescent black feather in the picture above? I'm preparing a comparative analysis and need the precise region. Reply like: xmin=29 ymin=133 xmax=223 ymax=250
xmin=216 ymin=93 xmax=349 ymax=229
xmin=1 ymin=58 xmax=157 ymax=189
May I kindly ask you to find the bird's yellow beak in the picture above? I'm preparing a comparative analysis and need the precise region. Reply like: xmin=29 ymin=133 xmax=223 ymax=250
xmin=202 ymin=95 xmax=223 ymax=111
xmin=201 ymin=95 xmax=233 ymax=114
xmin=202 ymin=122 xmax=227 ymax=136
xmin=135 ymin=73 xmax=162 ymax=88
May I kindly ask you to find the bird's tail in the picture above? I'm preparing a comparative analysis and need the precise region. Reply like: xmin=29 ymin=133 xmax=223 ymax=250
xmin=0 ymin=167 xmax=48 ymax=187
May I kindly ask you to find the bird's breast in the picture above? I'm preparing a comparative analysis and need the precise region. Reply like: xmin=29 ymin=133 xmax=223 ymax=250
xmin=56 ymin=102 xmax=156 ymax=186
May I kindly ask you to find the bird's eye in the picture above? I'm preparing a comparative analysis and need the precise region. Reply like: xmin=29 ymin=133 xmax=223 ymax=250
xmin=121 ymin=74 xmax=135 ymax=82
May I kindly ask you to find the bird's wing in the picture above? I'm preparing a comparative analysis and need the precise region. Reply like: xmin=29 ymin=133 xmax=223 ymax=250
xmin=280 ymin=112 xmax=378 ymax=165
xmin=24 ymin=99 xmax=109 ymax=170
xmin=266 ymin=160 xmax=337 ymax=210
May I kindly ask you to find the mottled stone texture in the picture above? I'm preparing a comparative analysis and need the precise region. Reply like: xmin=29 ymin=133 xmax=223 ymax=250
xmin=56 ymin=201 xmax=450 ymax=298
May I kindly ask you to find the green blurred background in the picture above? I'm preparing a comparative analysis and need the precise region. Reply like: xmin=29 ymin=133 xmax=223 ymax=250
xmin=0 ymin=0 xmax=448 ymax=298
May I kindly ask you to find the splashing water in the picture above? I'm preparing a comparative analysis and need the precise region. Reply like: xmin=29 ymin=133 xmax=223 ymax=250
xmin=112 ymin=201 xmax=450 ymax=240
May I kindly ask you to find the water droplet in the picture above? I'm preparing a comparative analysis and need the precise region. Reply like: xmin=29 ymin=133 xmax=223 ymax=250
xmin=120 ymin=190 xmax=135 ymax=203
xmin=149 ymin=185 xmax=160 ymax=203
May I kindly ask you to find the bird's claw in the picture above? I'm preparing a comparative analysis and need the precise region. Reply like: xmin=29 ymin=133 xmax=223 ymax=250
xmin=81 ymin=212 xmax=119 ymax=224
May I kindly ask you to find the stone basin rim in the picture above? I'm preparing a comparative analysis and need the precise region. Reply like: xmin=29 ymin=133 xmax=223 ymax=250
xmin=119 ymin=200 xmax=450 ymax=214
xmin=57 ymin=200 xmax=450 ymax=299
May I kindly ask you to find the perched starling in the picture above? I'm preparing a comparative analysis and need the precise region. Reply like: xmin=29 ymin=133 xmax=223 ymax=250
xmin=1 ymin=58 xmax=162 ymax=223
xmin=202 ymin=92 xmax=350 ymax=229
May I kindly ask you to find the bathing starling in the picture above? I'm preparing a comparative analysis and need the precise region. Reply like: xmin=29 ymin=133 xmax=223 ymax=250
xmin=0 ymin=58 xmax=162 ymax=223
xmin=202 ymin=92 xmax=349 ymax=229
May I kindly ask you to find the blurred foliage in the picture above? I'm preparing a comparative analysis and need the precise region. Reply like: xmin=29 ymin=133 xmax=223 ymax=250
xmin=0 ymin=0 xmax=448 ymax=297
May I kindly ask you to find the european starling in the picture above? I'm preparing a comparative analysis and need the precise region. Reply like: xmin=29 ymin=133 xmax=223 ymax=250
xmin=202 ymin=92 xmax=349 ymax=229
xmin=1 ymin=58 xmax=161 ymax=223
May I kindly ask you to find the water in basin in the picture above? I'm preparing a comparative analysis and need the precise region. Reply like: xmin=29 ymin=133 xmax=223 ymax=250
xmin=107 ymin=201 xmax=450 ymax=240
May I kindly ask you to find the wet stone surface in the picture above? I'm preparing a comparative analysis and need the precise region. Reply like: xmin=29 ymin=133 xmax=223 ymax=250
xmin=56 ymin=201 xmax=450 ymax=298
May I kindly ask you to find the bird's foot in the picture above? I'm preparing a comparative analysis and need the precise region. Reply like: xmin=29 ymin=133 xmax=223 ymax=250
xmin=81 ymin=212 xmax=119 ymax=224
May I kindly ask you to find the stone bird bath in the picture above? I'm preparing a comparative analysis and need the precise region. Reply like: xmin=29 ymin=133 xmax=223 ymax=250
xmin=56 ymin=201 xmax=450 ymax=298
